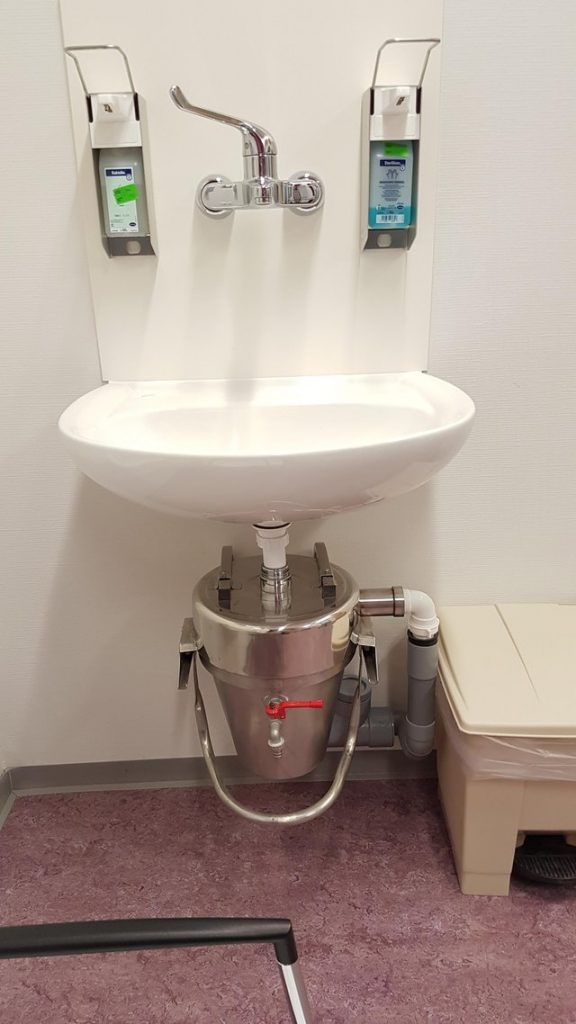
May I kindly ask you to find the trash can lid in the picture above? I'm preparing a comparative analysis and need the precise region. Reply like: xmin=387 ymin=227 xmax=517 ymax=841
xmin=438 ymin=604 xmax=576 ymax=738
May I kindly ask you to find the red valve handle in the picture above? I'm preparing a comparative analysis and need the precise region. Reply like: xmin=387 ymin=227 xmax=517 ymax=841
xmin=265 ymin=700 xmax=324 ymax=720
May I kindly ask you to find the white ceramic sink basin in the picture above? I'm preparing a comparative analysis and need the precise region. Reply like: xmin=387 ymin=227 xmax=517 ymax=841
xmin=59 ymin=373 xmax=474 ymax=523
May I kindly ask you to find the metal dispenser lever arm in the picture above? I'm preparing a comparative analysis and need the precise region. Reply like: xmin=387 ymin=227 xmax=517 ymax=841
xmin=371 ymin=37 xmax=441 ymax=90
xmin=64 ymin=43 xmax=136 ymax=96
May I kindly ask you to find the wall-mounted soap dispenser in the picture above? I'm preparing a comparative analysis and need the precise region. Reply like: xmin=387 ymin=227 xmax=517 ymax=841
xmin=361 ymin=37 xmax=439 ymax=251
xmin=65 ymin=45 xmax=155 ymax=257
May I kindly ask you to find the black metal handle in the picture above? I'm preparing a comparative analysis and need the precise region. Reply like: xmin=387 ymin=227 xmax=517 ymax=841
xmin=0 ymin=917 xmax=298 ymax=966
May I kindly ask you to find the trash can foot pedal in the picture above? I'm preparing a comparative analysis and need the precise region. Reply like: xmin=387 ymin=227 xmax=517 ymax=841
xmin=513 ymin=835 xmax=576 ymax=885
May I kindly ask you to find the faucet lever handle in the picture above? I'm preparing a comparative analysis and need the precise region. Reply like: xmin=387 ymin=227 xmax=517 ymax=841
xmin=169 ymin=85 xmax=277 ymax=175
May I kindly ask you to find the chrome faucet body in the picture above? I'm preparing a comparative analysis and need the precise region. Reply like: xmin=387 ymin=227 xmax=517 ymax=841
xmin=169 ymin=86 xmax=324 ymax=217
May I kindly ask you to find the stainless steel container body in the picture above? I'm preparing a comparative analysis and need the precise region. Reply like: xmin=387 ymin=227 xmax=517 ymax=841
xmin=193 ymin=555 xmax=359 ymax=780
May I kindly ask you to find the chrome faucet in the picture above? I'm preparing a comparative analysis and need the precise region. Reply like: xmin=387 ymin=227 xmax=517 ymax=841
xmin=169 ymin=85 xmax=324 ymax=217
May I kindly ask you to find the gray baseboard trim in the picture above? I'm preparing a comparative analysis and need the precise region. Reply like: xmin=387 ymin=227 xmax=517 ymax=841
xmin=6 ymin=748 xmax=435 ymax=799
xmin=0 ymin=771 xmax=14 ymax=829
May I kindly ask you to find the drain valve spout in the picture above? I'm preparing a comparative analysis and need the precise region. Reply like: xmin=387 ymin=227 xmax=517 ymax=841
xmin=266 ymin=699 xmax=324 ymax=758
xmin=268 ymin=719 xmax=285 ymax=757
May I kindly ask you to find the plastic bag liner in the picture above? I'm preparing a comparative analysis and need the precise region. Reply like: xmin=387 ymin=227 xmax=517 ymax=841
xmin=437 ymin=688 xmax=576 ymax=782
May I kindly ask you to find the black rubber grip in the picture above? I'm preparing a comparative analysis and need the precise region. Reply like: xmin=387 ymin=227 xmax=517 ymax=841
xmin=0 ymin=917 xmax=298 ymax=966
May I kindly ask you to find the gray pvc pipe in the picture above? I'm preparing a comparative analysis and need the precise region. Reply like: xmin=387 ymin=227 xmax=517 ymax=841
xmin=329 ymin=629 xmax=438 ymax=757
xmin=328 ymin=705 xmax=395 ymax=748
xmin=399 ymin=637 xmax=438 ymax=759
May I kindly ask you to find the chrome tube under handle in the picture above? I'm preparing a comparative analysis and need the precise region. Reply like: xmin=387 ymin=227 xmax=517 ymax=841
xmin=192 ymin=653 xmax=362 ymax=827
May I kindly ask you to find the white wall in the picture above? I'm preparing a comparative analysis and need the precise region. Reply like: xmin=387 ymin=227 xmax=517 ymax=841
xmin=60 ymin=0 xmax=442 ymax=381
xmin=0 ymin=0 xmax=575 ymax=767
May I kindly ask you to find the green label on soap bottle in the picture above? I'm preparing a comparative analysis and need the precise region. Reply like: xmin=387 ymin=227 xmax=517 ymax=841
xmin=113 ymin=183 xmax=139 ymax=205
xmin=384 ymin=142 xmax=408 ymax=156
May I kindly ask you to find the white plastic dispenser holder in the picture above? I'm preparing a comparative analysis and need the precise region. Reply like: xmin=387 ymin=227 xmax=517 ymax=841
xmin=64 ymin=45 xmax=155 ymax=257
xmin=362 ymin=37 xmax=440 ymax=251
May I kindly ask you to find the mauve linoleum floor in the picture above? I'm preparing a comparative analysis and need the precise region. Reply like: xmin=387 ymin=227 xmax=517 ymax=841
xmin=0 ymin=780 xmax=575 ymax=1023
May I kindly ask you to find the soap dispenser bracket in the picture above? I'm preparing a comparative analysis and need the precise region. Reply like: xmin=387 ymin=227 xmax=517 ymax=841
xmin=169 ymin=85 xmax=324 ymax=217
xmin=64 ymin=44 xmax=156 ymax=257
xmin=362 ymin=36 xmax=440 ymax=252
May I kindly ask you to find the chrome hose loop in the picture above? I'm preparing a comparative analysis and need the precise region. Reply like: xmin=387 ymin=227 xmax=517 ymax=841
xmin=192 ymin=652 xmax=361 ymax=826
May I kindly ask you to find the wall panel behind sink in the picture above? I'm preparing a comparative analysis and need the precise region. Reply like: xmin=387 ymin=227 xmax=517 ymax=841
xmin=60 ymin=0 xmax=442 ymax=381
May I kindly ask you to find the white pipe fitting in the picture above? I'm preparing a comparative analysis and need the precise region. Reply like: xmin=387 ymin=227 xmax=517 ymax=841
xmin=403 ymin=589 xmax=440 ymax=640
xmin=254 ymin=524 xmax=290 ymax=569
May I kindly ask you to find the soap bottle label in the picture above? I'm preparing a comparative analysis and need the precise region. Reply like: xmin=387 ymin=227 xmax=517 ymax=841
xmin=369 ymin=141 xmax=413 ymax=229
xmin=103 ymin=166 xmax=140 ymax=234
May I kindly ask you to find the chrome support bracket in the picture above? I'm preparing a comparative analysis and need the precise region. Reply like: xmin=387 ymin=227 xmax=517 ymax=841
xmin=351 ymin=616 xmax=379 ymax=686
xmin=178 ymin=617 xmax=202 ymax=690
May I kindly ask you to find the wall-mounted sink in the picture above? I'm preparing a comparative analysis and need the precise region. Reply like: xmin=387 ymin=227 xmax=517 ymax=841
xmin=59 ymin=373 xmax=474 ymax=523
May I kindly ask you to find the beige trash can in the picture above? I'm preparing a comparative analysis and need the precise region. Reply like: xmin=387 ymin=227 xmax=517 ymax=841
xmin=436 ymin=604 xmax=576 ymax=896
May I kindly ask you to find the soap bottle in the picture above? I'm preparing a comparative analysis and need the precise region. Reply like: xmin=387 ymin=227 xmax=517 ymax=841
xmin=98 ymin=147 xmax=150 ymax=238
xmin=368 ymin=140 xmax=414 ymax=230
